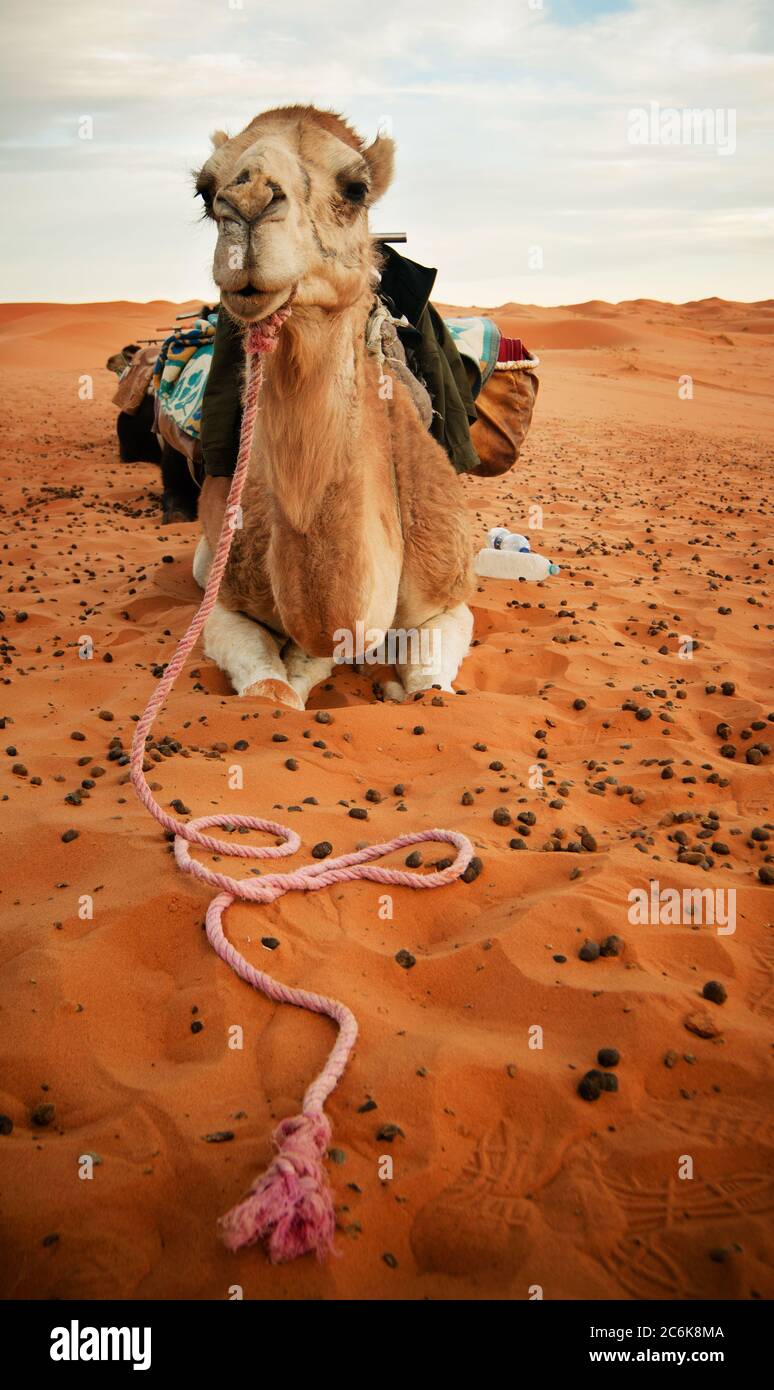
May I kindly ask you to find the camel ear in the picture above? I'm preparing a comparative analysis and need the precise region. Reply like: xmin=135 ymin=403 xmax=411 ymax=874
xmin=210 ymin=130 xmax=229 ymax=150
xmin=362 ymin=135 xmax=395 ymax=203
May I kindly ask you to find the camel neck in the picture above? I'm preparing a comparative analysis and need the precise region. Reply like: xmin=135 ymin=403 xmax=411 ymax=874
xmin=256 ymin=295 xmax=373 ymax=532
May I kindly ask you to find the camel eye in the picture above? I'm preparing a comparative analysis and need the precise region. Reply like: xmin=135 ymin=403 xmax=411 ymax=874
xmin=195 ymin=174 xmax=215 ymax=216
xmin=343 ymin=180 xmax=369 ymax=204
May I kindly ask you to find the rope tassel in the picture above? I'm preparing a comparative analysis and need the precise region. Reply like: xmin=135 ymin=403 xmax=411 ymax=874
xmin=129 ymin=302 xmax=474 ymax=1264
xmin=219 ymin=1112 xmax=334 ymax=1262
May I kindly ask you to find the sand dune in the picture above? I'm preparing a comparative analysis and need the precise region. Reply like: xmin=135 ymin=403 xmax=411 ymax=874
xmin=0 ymin=297 xmax=772 ymax=1301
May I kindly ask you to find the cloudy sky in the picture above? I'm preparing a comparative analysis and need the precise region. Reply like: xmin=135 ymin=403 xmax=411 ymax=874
xmin=1 ymin=0 xmax=772 ymax=305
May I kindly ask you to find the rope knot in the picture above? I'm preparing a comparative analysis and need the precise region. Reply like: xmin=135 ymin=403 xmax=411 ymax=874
xmin=219 ymin=1111 xmax=335 ymax=1262
xmin=246 ymin=300 xmax=294 ymax=355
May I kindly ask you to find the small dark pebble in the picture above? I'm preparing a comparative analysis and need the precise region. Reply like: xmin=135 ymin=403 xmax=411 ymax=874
xmin=31 ymin=1103 xmax=55 ymax=1127
xmin=0 ymin=1115 xmax=13 ymax=1136
xmin=312 ymin=841 xmax=332 ymax=859
xmin=579 ymin=940 xmax=600 ymax=962
xmin=190 ymin=1020 xmax=204 ymax=1034
xmin=597 ymin=1048 xmax=620 ymax=1068
xmin=61 ymin=829 xmax=79 ymax=844
xmin=461 ymin=855 xmax=483 ymax=884
xmin=599 ymin=934 xmax=624 ymax=957
xmin=261 ymin=937 xmax=280 ymax=951
xmin=202 ymin=1131 xmax=234 ymax=1143
xmin=376 ymin=1124 xmax=404 ymax=1142
xmin=702 ymin=980 xmax=727 ymax=1005
xmin=395 ymin=949 xmax=416 ymax=970
xmin=578 ymin=1073 xmax=602 ymax=1101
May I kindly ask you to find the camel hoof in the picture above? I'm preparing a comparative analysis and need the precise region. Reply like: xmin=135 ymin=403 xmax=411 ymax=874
xmin=240 ymin=678 xmax=304 ymax=710
xmin=380 ymin=679 xmax=406 ymax=703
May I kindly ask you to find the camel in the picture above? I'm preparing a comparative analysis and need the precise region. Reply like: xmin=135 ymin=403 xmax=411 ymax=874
xmin=193 ymin=105 xmax=473 ymax=709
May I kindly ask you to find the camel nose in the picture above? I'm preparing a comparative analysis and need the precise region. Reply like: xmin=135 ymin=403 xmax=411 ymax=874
xmin=220 ymin=172 xmax=287 ymax=227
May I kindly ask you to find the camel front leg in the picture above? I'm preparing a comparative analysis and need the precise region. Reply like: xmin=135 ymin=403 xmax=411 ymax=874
xmin=283 ymin=641 xmax=334 ymax=707
xmin=203 ymin=601 xmax=303 ymax=708
xmin=394 ymin=602 xmax=473 ymax=698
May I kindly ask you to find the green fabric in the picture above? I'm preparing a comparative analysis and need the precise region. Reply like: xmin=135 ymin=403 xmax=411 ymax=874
xmin=200 ymin=246 xmax=481 ymax=478
xmin=410 ymin=304 xmax=480 ymax=476
xmin=200 ymin=310 xmax=245 ymax=478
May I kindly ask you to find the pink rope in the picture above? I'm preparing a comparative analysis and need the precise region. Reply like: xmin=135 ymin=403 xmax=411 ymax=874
xmin=129 ymin=304 xmax=475 ymax=1262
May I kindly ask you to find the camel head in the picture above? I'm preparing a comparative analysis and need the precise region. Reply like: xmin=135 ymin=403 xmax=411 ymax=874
xmin=195 ymin=105 xmax=395 ymax=324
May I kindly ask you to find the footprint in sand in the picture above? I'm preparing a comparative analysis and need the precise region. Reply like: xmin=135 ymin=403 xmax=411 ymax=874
xmin=748 ymin=938 xmax=774 ymax=1022
xmin=410 ymin=1119 xmax=566 ymax=1279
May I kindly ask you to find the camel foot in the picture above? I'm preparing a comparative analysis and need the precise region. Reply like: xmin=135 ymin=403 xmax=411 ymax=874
xmin=379 ymin=679 xmax=406 ymax=703
xmin=241 ymin=678 xmax=304 ymax=710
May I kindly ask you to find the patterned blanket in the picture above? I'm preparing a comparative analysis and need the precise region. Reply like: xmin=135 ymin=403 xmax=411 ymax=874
xmin=151 ymin=316 xmax=217 ymax=440
xmin=443 ymin=315 xmax=502 ymax=389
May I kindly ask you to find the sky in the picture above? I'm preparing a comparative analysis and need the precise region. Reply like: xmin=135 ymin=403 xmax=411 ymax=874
xmin=0 ymin=0 xmax=772 ymax=306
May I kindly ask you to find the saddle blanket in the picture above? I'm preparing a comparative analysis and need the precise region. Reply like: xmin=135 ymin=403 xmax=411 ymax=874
xmin=151 ymin=315 xmax=217 ymax=440
xmin=443 ymin=315 xmax=501 ymax=388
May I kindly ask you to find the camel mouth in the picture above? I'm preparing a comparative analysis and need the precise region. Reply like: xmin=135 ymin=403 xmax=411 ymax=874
xmin=222 ymin=284 xmax=292 ymax=323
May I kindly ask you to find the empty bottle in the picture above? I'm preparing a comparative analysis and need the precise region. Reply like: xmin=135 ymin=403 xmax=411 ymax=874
xmin=474 ymin=548 xmax=560 ymax=581
xmin=486 ymin=526 xmax=531 ymax=552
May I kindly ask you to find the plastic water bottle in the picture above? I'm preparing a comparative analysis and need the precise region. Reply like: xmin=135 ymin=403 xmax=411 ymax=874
xmin=487 ymin=526 xmax=511 ymax=549
xmin=474 ymin=548 xmax=560 ymax=581
xmin=486 ymin=526 xmax=531 ymax=553
xmin=500 ymin=533 xmax=531 ymax=553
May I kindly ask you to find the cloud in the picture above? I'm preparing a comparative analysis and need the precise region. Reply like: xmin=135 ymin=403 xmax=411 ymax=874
xmin=0 ymin=0 xmax=772 ymax=302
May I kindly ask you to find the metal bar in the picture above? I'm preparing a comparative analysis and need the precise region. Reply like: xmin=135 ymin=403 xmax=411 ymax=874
xmin=371 ymin=233 xmax=407 ymax=243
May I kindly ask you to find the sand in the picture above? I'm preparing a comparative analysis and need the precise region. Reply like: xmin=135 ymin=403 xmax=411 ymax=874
xmin=0 ymin=295 xmax=772 ymax=1301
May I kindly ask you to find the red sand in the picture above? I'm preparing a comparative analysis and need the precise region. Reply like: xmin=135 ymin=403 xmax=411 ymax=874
xmin=0 ymin=296 xmax=772 ymax=1300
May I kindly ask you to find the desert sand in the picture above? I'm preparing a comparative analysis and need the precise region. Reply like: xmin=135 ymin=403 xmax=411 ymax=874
xmin=0 ymin=294 xmax=772 ymax=1301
